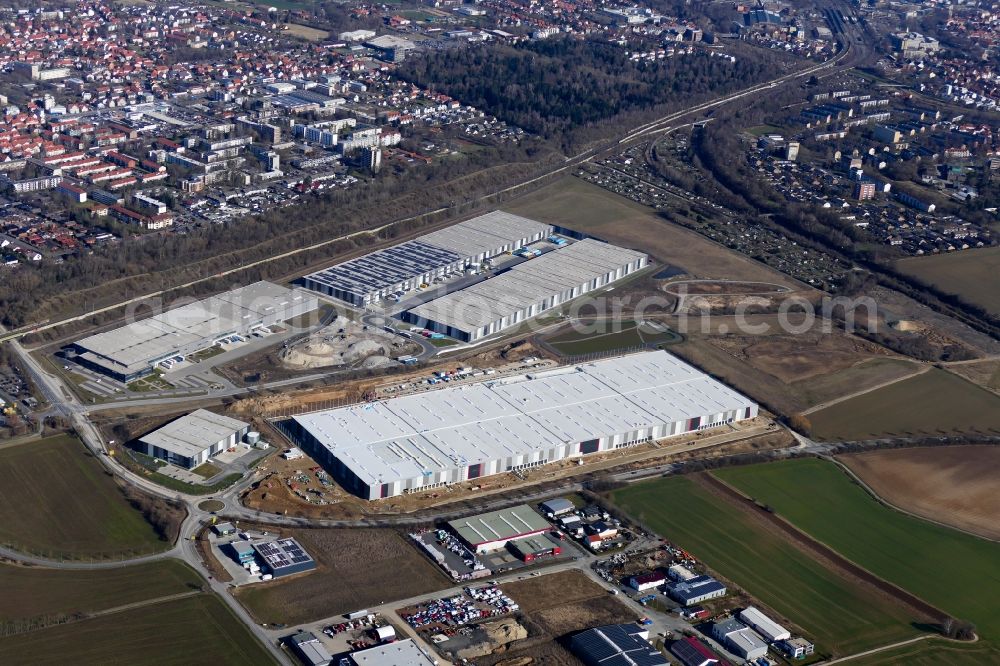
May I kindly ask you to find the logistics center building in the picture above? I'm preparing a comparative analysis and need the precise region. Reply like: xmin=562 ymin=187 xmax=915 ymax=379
xmin=138 ymin=409 xmax=250 ymax=469
xmin=72 ymin=282 xmax=319 ymax=382
xmin=404 ymin=239 xmax=648 ymax=342
xmin=287 ymin=350 xmax=758 ymax=499
xmin=300 ymin=211 xmax=553 ymax=306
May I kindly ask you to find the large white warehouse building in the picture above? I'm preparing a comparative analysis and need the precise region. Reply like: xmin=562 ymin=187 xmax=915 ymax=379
xmin=301 ymin=211 xmax=552 ymax=306
xmin=287 ymin=351 xmax=758 ymax=499
xmin=405 ymin=239 xmax=648 ymax=342
xmin=73 ymin=282 xmax=319 ymax=382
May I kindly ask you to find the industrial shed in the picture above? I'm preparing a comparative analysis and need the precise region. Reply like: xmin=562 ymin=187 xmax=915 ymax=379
xmin=287 ymin=350 xmax=757 ymax=499
xmin=569 ymin=624 xmax=667 ymax=666
xmin=738 ymin=606 xmax=791 ymax=643
xmin=712 ymin=618 xmax=768 ymax=661
xmin=73 ymin=282 xmax=318 ymax=381
xmin=301 ymin=211 xmax=552 ymax=306
xmin=447 ymin=505 xmax=551 ymax=553
xmin=253 ymin=538 xmax=316 ymax=578
xmin=349 ymin=639 xmax=436 ymax=666
xmin=667 ymin=575 xmax=728 ymax=606
xmin=404 ymin=239 xmax=648 ymax=341
xmin=138 ymin=409 xmax=249 ymax=469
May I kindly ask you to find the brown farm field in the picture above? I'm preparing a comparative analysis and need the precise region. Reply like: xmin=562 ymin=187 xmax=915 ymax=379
xmin=503 ymin=177 xmax=804 ymax=288
xmin=0 ymin=434 xmax=171 ymax=559
xmin=475 ymin=570 xmax=636 ymax=666
xmin=807 ymin=369 xmax=1000 ymax=440
xmin=234 ymin=527 xmax=450 ymax=625
xmin=663 ymin=318 xmax=914 ymax=416
xmin=839 ymin=446 xmax=1000 ymax=541
xmin=946 ymin=359 xmax=1000 ymax=394
xmin=896 ymin=247 xmax=1000 ymax=316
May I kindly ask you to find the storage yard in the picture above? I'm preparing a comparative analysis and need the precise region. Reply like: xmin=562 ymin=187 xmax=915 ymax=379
xmin=302 ymin=211 xmax=552 ymax=306
xmin=69 ymin=281 xmax=319 ymax=381
xmin=287 ymin=350 xmax=757 ymax=499
xmin=405 ymin=239 xmax=648 ymax=342
xmin=838 ymin=445 xmax=1000 ymax=541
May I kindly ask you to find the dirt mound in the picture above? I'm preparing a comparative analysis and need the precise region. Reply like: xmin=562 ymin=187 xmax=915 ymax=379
xmin=891 ymin=319 xmax=925 ymax=332
xmin=456 ymin=618 xmax=528 ymax=659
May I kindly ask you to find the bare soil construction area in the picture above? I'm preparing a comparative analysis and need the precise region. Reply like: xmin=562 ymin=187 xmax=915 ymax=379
xmin=839 ymin=446 xmax=1000 ymax=541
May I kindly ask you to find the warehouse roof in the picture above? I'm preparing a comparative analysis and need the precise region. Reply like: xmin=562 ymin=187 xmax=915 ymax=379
xmin=293 ymin=351 xmax=755 ymax=487
xmin=569 ymin=624 xmax=667 ymax=666
xmin=739 ymin=606 xmax=791 ymax=642
xmin=407 ymin=239 xmax=647 ymax=332
xmin=303 ymin=211 xmax=552 ymax=300
xmin=349 ymin=639 xmax=435 ymax=666
xmin=139 ymin=409 xmax=248 ymax=458
xmin=668 ymin=575 xmax=727 ymax=603
xmin=448 ymin=505 xmax=550 ymax=547
xmin=75 ymin=282 xmax=317 ymax=372
xmin=540 ymin=498 xmax=575 ymax=515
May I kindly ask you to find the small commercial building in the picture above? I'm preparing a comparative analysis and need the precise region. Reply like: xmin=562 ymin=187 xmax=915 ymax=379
xmin=779 ymin=637 xmax=815 ymax=659
xmin=138 ymin=409 xmax=249 ymax=469
xmin=629 ymin=571 xmax=666 ymax=592
xmin=288 ymin=630 xmax=332 ymax=666
xmin=570 ymin=624 xmax=667 ymax=666
xmin=229 ymin=540 xmax=256 ymax=565
xmin=448 ymin=505 xmax=551 ymax=553
xmin=252 ymin=538 xmax=316 ymax=577
xmin=508 ymin=535 xmax=562 ymax=562
xmin=540 ymin=498 xmax=575 ymax=516
xmin=712 ymin=618 xmax=768 ymax=661
xmin=212 ymin=522 xmax=236 ymax=536
xmin=405 ymin=239 xmax=648 ymax=342
xmin=669 ymin=636 xmax=721 ymax=666
xmin=667 ymin=575 xmax=727 ymax=606
xmin=349 ymin=639 xmax=436 ymax=666
xmin=738 ymin=606 xmax=791 ymax=643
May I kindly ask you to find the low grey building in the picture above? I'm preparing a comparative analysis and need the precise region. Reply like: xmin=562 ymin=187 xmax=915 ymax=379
xmin=138 ymin=409 xmax=249 ymax=469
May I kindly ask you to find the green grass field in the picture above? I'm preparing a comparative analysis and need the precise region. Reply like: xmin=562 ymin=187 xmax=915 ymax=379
xmin=847 ymin=638 xmax=1000 ymax=665
xmin=0 ymin=593 xmax=278 ymax=665
xmin=0 ymin=560 xmax=202 ymax=625
xmin=896 ymin=247 xmax=1000 ymax=316
xmin=0 ymin=435 xmax=168 ymax=559
xmin=609 ymin=477 xmax=923 ymax=656
xmin=807 ymin=369 xmax=1000 ymax=440
xmin=716 ymin=459 xmax=1000 ymax=642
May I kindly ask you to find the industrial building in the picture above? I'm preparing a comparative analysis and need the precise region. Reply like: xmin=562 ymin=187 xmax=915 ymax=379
xmin=448 ymin=505 xmax=551 ymax=553
xmin=288 ymin=631 xmax=332 ymax=666
xmin=711 ymin=618 xmax=768 ymax=661
xmin=540 ymin=498 xmax=575 ymax=517
xmin=738 ymin=606 xmax=790 ymax=643
xmin=288 ymin=350 xmax=758 ymax=499
xmin=570 ymin=624 xmax=667 ymax=666
xmin=404 ymin=239 xmax=648 ymax=342
xmin=349 ymin=639 xmax=436 ymax=666
xmin=252 ymin=538 xmax=316 ymax=577
xmin=301 ymin=211 xmax=552 ymax=306
xmin=629 ymin=571 xmax=667 ymax=592
xmin=508 ymin=535 xmax=562 ymax=562
xmin=137 ymin=409 xmax=249 ymax=469
xmin=669 ymin=636 xmax=722 ymax=666
xmin=667 ymin=575 xmax=727 ymax=606
xmin=73 ymin=281 xmax=319 ymax=381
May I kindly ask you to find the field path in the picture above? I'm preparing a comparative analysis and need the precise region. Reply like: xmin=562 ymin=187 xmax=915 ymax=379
xmin=802 ymin=363 xmax=930 ymax=415
xmin=693 ymin=472 xmax=948 ymax=625
xmin=822 ymin=635 xmax=932 ymax=664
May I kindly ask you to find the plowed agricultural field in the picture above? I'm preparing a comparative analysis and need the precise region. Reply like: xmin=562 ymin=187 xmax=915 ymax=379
xmin=839 ymin=446 xmax=1000 ymax=541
